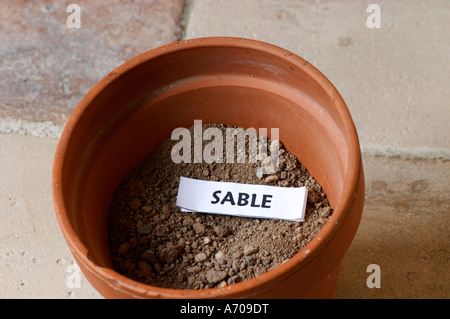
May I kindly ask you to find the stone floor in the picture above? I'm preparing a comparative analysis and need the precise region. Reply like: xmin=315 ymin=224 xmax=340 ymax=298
xmin=0 ymin=0 xmax=448 ymax=299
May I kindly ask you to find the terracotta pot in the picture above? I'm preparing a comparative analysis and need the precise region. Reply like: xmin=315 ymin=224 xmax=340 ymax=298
xmin=52 ymin=37 xmax=364 ymax=299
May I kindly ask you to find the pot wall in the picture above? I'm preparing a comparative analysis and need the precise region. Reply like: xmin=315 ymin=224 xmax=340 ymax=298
xmin=53 ymin=37 xmax=364 ymax=298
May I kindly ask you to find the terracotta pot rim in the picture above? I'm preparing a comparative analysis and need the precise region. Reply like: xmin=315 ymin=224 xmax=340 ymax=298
xmin=52 ymin=36 xmax=362 ymax=298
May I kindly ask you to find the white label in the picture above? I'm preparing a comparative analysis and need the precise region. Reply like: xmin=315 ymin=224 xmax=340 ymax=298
xmin=176 ymin=176 xmax=308 ymax=221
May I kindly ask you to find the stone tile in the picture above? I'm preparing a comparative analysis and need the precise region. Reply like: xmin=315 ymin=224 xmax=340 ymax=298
xmin=183 ymin=0 xmax=450 ymax=158
xmin=336 ymin=155 xmax=449 ymax=298
xmin=0 ymin=0 xmax=184 ymax=126
xmin=0 ymin=133 xmax=101 ymax=298
xmin=0 ymin=232 xmax=102 ymax=298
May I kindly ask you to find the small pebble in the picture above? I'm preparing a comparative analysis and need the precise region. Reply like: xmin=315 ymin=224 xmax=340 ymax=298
xmin=245 ymin=255 xmax=256 ymax=266
xmin=162 ymin=205 xmax=171 ymax=215
xmin=141 ymin=206 xmax=152 ymax=213
xmin=307 ymin=188 xmax=321 ymax=203
xmin=293 ymin=234 xmax=304 ymax=243
xmin=138 ymin=261 xmax=152 ymax=276
xmin=193 ymin=222 xmax=206 ymax=235
xmin=320 ymin=207 xmax=332 ymax=218
xmin=183 ymin=216 xmax=195 ymax=226
xmin=138 ymin=223 xmax=153 ymax=234
xmin=215 ymin=251 xmax=225 ymax=261
xmin=195 ymin=252 xmax=207 ymax=262
xmin=227 ymin=275 xmax=241 ymax=285
xmin=153 ymin=263 xmax=162 ymax=273
xmin=232 ymin=251 xmax=243 ymax=259
xmin=243 ymin=244 xmax=258 ymax=256
xmin=214 ymin=225 xmax=230 ymax=238
xmin=265 ymin=175 xmax=279 ymax=183
xmin=261 ymin=156 xmax=273 ymax=168
xmin=270 ymin=140 xmax=281 ymax=154
xmin=187 ymin=266 xmax=201 ymax=274
xmin=187 ymin=276 xmax=195 ymax=286
xmin=206 ymin=269 xmax=228 ymax=284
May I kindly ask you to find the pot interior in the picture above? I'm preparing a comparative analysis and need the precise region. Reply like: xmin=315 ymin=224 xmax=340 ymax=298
xmin=60 ymin=43 xmax=350 ymax=270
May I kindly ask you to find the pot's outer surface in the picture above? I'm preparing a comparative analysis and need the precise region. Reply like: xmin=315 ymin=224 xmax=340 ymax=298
xmin=52 ymin=37 xmax=364 ymax=299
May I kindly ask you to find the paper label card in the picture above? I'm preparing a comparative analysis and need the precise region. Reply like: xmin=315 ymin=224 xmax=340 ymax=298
xmin=176 ymin=176 xmax=308 ymax=221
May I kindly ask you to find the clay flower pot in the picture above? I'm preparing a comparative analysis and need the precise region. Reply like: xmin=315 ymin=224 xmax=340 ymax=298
xmin=52 ymin=37 xmax=364 ymax=298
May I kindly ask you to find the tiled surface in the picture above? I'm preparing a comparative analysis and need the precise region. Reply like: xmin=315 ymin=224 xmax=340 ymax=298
xmin=0 ymin=134 xmax=101 ymax=298
xmin=336 ymin=155 xmax=449 ymax=299
xmin=0 ymin=133 xmax=447 ymax=298
xmin=0 ymin=0 xmax=448 ymax=299
xmin=183 ymin=0 xmax=450 ymax=158
xmin=0 ymin=0 xmax=183 ymax=126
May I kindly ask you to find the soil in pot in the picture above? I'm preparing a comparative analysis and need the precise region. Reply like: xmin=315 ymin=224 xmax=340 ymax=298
xmin=108 ymin=123 xmax=333 ymax=290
